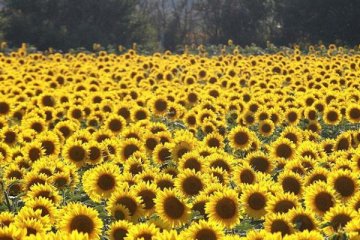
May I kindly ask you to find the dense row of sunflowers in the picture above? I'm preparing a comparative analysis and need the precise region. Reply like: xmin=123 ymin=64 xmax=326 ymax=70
xmin=0 ymin=47 xmax=360 ymax=240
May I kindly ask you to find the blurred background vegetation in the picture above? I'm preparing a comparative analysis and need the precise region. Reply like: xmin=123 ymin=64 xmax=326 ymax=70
xmin=0 ymin=0 xmax=359 ymax=52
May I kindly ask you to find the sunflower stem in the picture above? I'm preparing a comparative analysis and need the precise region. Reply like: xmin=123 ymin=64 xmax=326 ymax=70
xmin=0 ymin=182 xmax=12 ymax=212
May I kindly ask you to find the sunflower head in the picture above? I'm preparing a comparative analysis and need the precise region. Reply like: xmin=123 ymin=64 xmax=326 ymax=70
xmin=154 ymin=189 xmax=190 ymax=228
xmin=58 ymin=203 xmax=103 ymax=240
xmin=205 ymin=189 xmax=241 ymax=228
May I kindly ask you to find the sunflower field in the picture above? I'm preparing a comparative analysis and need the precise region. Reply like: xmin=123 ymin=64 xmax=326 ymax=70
xmin=1 ymin=45 xmax=360 ymax=240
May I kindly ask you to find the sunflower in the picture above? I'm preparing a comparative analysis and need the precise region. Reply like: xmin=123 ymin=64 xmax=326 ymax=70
xmin=233 ymin=163 xmax=257 ymax=186
xmin=54 ymin=120 xmax=78 ymax=141
xmin=18 ymin=131 xmax=39 ymax=147
xmin=271 ymin=138 xmax=296 ymax=161
xmin=0 ymin=99 xmax=11 ymax=116
xmin=108 ymin=204 xmax=131 ymax=222
xmin=347 ymin=192 xmax=360 ymax=213
xmin=22 ymin=141 xmax=45 ymax=163
xmin=321 ymin=139 xmax=336 ymax=155
xmin=175 ymin=169 xmax=206 ymax=197
xmin=241 ymin=183 xmax=271 ymax=219
xmin=24 ymin=197 xmax=57 ymax=223
xmin=119 ymin=138 xmax=144 ymax=163
xmin=196 ymin=109 xmax=216 ymax=125
xmin=246 ymin=151 xmax=273 ymax=173
xmin=151 ymin=96 xmax=168 ymax=115
xmin=280 ymin=126 xmax=303 ymax=146
xmin=3 ymin=164 xmax=25 ymax=180
xmin=295 ymin=141 xmax=321 ymax=160
xmin=266 ymin=192 xmax=298 ymax=214
xmin=143 ymin=132 xmax=159 ymax=154
xmin=4 ymin=178 xmax=24 ymax=197
xmin=172 ymin=139 xmax=194 ymax=162
xmin=183 ymin=220 xmax=224 ymax=240
xmin=201 ymin=120 xmax=216 ymax=135
xmin=155 ymin=229 xmax=179 ymax=240
xmin=23 ymin=171 xmax=49 ymax=191
xmin=153 ymin=143 xmax=173 ymax=164
xmin=67 ymin=106 xmax=84 ymax=121
xmin=304 ymin=182 xmax=340 ymax=216
xmin=38 ymin=93 xmax=56 ymax=108
xmin=107 ymin=220 xmax=133 ymax=240
xmin=322 ymin=206 xmax=357 ymax=235
xmin=286 ymin=208 xmax=318 ymax=232
xmin=62 ymin=140 xmax=88 ymax=167
xmin=82 ymin=163 xmax=122 ymax=202
xmin=136 ymin=168 xmax=159 ymax=184
xmin=16 ymin=206 xmax=51 ymax=231
xmin=178 ymin=151 xmax=205 ymax=173
xmin=131 ymin=107 xmax=150 ymax=122
xmin=334 ymin=132 xmax=352 ymax=151
xmin=278 ymin=172 xmax=303 ymax=196
xmin=156 ymin=131 xmax=172 ymax=145
xmin=304 ymin=167 xmax=329 ymax=186
xmin=228 ymin=126 xmax=254 ymax=151
xmin=205 ymin=189 xmax=241 ymax=228
xmin=37 ymin=131 xmax=61 ymax=157
xmin=285 ymin=108 xmax=301 ymax=125
xmin=53 ymin=230 xmax=90 ymax=240
xmin=123 ymin=157 xmax=145 ymax=176
xmin=328 ymin=169 xmax=358 ymax=200
xmin=71 ymin=129 xmax=92 ymax=144
xmin=105 ymin=114 xmax=127 ymax=134
xmin=259 ymin=119 xmax=275 ymax=137
xmin=24 ymin=117 xmax=47 ymax=134
xmin=209 ymin=167 xmax=230 ymax=185
xmin=0 ymin=211 xmax=15 ymax=228
xmin=166 ymin=102 xmax=184 ymax=120
xmin=245 ymin=230 xmax=281 ymax=240
xmin=284 ymin=160 xmax=307 ymax=175
xmin=345 ymin=217 xmax=360 ymax=238
xmin=116 ymin=104 xmax=132 ymax=122
xmin=264 ymin=213 xmax=293 ymax=237
xmin=0 ymin=225 xmax=22 ymax=239
xmin=57 ymin=203 xmax=103 ymax=240
xmin=125 ymin=223 xmax=160 ymax=240
xmin=0 ymin=142 xmax=11 ymax=163
xmin=85 ymin=141 xmax=103 ymax=165
xmin=323 ymin=107 xmax=342 ymax=125
xmin=93 ymin=128 xmax=113 ymax=143
xmin=304 ymin=106 xmax=318 ymax=121
xmin=50 ymin=170 xmax=72 ymax=191
xmin=133 ymin=182 xmax=158 ymax=215
xmin=15 ymin=218 xmax=45 ymax=237
xmin=108 ymin=190 xmax=144 ymax=221
xmin=25 ymin=183 xmax=62 ymax=205
xmin=307 ymin=120 xmax=322 ymax=134
xmin=154 ymin=189 xmax=190 ymax=228
xmin=155 ymin=174 xmax=175 ymax=190
xmin=206 ymin=153 xmax=234 ymax=173
xmin=346 ymin=103 xmax=360 ymax=123
xmin=191 ymin=194 xmax=209 ymax=221
xmin=203 ymin=132 xmax=224 ymax=149
xmin=183 ymin=112 xmax=198 ymax=128
xmin=1 ymin=126 xmax=18 ymax=146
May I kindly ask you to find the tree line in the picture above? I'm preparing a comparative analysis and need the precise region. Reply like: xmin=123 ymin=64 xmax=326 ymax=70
xmin=0 ymin=0 xmax=359 ymax=51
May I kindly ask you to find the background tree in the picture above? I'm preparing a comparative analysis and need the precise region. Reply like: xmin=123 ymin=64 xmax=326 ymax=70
xmin=138 ymin=0 xmax=199 ymax=51
xmin=276 ymin=0 xmax=360 ymax=46
xmin=1 ymin=0 xmax=360 ymax=50
xmin=0 ymin=0 xmax=143 ymax=50
xmin=196 ymin=0 xmax=276 ymax=46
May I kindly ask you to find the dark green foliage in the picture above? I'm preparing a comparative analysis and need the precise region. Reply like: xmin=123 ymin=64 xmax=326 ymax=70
xmin=276 ymin=0 xmax=360 ymax=46
xmin=1 ymin=0 xmax=143 ymax=50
